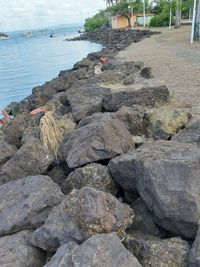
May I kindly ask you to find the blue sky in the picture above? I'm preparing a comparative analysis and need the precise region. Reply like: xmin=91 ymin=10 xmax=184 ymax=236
xmin=0 ymin=0 xmax=106 ymax=31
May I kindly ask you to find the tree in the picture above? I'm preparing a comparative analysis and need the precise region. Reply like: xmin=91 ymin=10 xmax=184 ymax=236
xmin=194 ymin=0 xmax=200 ymax=40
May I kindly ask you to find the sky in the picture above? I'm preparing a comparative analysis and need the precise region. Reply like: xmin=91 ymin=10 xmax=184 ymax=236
xmin=0 ymin=0 xmax=106 ymax=32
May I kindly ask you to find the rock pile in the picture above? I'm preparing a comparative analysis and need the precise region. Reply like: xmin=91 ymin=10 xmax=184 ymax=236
xmin=0 ymin=28 xmax=197 ymax=266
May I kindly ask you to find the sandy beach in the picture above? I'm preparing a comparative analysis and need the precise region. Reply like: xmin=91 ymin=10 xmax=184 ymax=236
xmin=118 ymin=26 xmax=200 ymax=115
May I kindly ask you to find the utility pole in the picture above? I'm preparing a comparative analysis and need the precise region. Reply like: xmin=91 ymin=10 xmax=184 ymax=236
xmin=191 ymin=0 xmax=197 ymax=43
xmin=143 ymin=0 xmax=146 ymax=27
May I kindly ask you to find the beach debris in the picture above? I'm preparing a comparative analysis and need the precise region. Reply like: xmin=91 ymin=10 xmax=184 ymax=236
xmin=30 ymin=105 xmax=64 ymax=158
xmin=0 ymin=110 xmax=11 ymax=125
xmin=99 ymin=55 xmax=109 ymax=64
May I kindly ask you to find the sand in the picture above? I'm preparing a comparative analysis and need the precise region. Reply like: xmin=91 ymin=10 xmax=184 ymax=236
xmin=117 ymin=26 xmax=200 ymax=115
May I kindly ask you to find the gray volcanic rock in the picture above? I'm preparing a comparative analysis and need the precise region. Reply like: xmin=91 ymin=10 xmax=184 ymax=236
xmin=27 ymin=73 xmax=74 ymax=109
xmin=103 ymin=85 xmax=169 ymax=112
xmin=130 ymin=198 xmax=162 ymax=237
xmin=125 ymin=232 xmax=190 ymax=267
xmin=59 ymin=116 xmax=133 ymax=168
xmin=77 ymin=112 xmax=110 ymax=128
xmin=2 ymin=113 xmax=41 ymax=147
xmin=135 ymin=141 xmax=200 ymax=239
xmin=0 ymin=230 xmax=45 ymax=267
xmin=0 ymin=138 xmax=53 ymax=185
xmin=0 ymin=140 xmax=17 ymax=167
xmin=115 ymin=105 xmax=145 ymax=135
xmin=173 ymin=119 xmax=200 ymax=145
xmin=66 ymin=85 xmax=110 ymax=121
xmin=110 ymin=140 xmax=200 ymax=239
xmin=188 ymin=226 xmax=200 ymax=267
xmin=62 ymin=163 xmax=117 ymax=194
xmin=140 ymin=67 xmax=153 ymax=79
xmin=0 ymin=175 xmax=64 ymax=237
xmin=31 ymin=187 xmax=133 ymax=251
xmin=44 ymin=233 xmax=142 ymax=267
xmin=108 ymin=150 xmax=138 ymax=193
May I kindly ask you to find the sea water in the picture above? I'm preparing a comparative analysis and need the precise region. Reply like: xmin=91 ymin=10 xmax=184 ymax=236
xmin=0 ymin=25 xmax=101 ymax=109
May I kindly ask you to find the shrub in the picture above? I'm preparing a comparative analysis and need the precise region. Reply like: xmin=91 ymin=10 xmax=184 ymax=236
xmin=84 ymin=13 xmax=109 ymax=31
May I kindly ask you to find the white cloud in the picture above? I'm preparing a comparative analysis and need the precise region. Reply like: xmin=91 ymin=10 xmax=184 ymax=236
xmin=0 ymin=0 xmax=106 ymax=31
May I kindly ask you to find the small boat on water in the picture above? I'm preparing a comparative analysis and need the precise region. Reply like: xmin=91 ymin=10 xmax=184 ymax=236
xmin=22 ymin=32 xmax=36 ymax=38
xmin=0 ymin=32 xmax=9 ymax=41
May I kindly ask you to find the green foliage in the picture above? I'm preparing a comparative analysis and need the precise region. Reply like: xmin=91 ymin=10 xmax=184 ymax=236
xmin=84 ymin=12 xmax=109 ymax=31
xmin=149 ymin=0 xmax=176 ymax=27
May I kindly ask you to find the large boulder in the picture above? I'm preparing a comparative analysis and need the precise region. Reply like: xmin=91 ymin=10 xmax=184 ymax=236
xmin=0 ymin=230 xmax=45 ymax=267
xmin=44 ymin=233 xmax=142 ymax=267
xmin=188 ymin=226 xmax=200 ymax=267
xmin=59 ymin=116 xmax=134 ymax=168
xmin=0 ymin=175 xmax=64 ymax=237
xmin=31 ymin=187 xmax=133 ymax=251
xmin=115 ymin=105 xmax=145 ymax=135
xmin=135 ymin=141 xmax=200 ymax=239
xmin=27 ymin=74 xmax=74 ymax=109
xmin=66 ymin=85 xmax=110 ymax=121
xmin=103 ymin=85 xmax=169 ymax=112
xmin=0 ymin=140 xmax=17 ymax=167
xmin=173 ymin=119 xmax=200 ymax=145
xmin=130 ymin=198 xmax=162 ymax=237
xmin=108 ymin=150 xmax=138 ymax=193
xmin=125 ymin=232 xmax=190 ymax=267
xmin=0 ymin=138 xmax=53 ymax=185
xmin=62 ymin=163 xmax=117 ymax=195
xmin=110 ymin=140 xmax=200 ymax=239
xmin=146 ymin=108 xmax=191 ymax=140
xmin=2 ymin=113 xmax=41 ymax=147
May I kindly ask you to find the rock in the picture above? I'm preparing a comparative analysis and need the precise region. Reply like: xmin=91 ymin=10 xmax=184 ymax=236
xmin=173 ymin=119 xmax=200 ymax=145
xmin=188 ymin=226 xmax=200 ymax=267
xmin=21 ymin=126 xmax=39 ymax=144
xmin=6 ymin=100 xmax=31 ymax=116
xmin=103 ymin=85 xmax=169 ymax=112
xmin=135 ymin=141 xmax=200 ymax=239
xmin=0 ymin=140 xmax=17 ymax=167
xmin=125 ymin=232 xmax=190 ymax=267
xmin=62 ymin=163 xmax=117 ymax=194
xmin=111 ymin=140 xmax=200 ymax=239
xmin=130 ymin=198 xmax=162 ymax=237
xmin=98 ymin=70 xmax=124 ymax=85
xmin=66 ymin=84 xmax=110 ymax=121
xmin=0 ymin=230 xmax=45 ymax=267
xmin=59 ymin=116 xmax=134 ymax=168
xmin=2 ymin=113 xmax=42 ymax=147
xmin=78 ymin=112 xmax=110 ymax=128
xmin=140 ymin=67 xmax=153 ymax=79
xmin=146 ymin=108 xmax=192 ymax=140
xmin=123 ymin=75 xmax=135 ymax=85
xmin=70 ymin=28 xmax=157 ymax=52
xmin=115 ymin=105 xmax=145 ymax=135
xmin=44 ymin=233 xmax=142 ymax=267
xmin=27 ymin=73 xmax=74 ymax=109
xmin=45 ymin=163 xmax=71 ymax=192
xmin=31 ymin=187 xmax=133 ymax=251
xmin=0 ymin=138 xmax=53 ymax=185
xmin=108 ymin=150 xmax=138 ymax=193
xmin=0 ymin=175 xmax=64 ymax=237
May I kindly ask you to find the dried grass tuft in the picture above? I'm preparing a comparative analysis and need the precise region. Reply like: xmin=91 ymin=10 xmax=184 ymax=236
xmin=40 ymin=111 xmax=63 ymax=158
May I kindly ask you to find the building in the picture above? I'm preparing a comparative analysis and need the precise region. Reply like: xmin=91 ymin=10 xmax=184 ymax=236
xmin=111 ymin=13 xmax=154 ymax=29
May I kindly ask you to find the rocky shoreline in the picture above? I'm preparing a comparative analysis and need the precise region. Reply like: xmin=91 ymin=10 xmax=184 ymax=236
xmin=0 ymin=28 xmax=199 ymax=266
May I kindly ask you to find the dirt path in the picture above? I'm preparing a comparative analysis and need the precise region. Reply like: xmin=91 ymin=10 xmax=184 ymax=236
xmin=117 ymin=26 xmax=200 ymax=115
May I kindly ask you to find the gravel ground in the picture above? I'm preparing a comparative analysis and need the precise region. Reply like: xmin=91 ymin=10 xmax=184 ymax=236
xmin=117 ymin=26 xmax=200 ymax=115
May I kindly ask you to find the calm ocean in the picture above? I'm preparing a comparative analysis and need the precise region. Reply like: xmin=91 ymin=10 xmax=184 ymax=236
xmin=0 ymin=26 xmax=101 ymax=109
